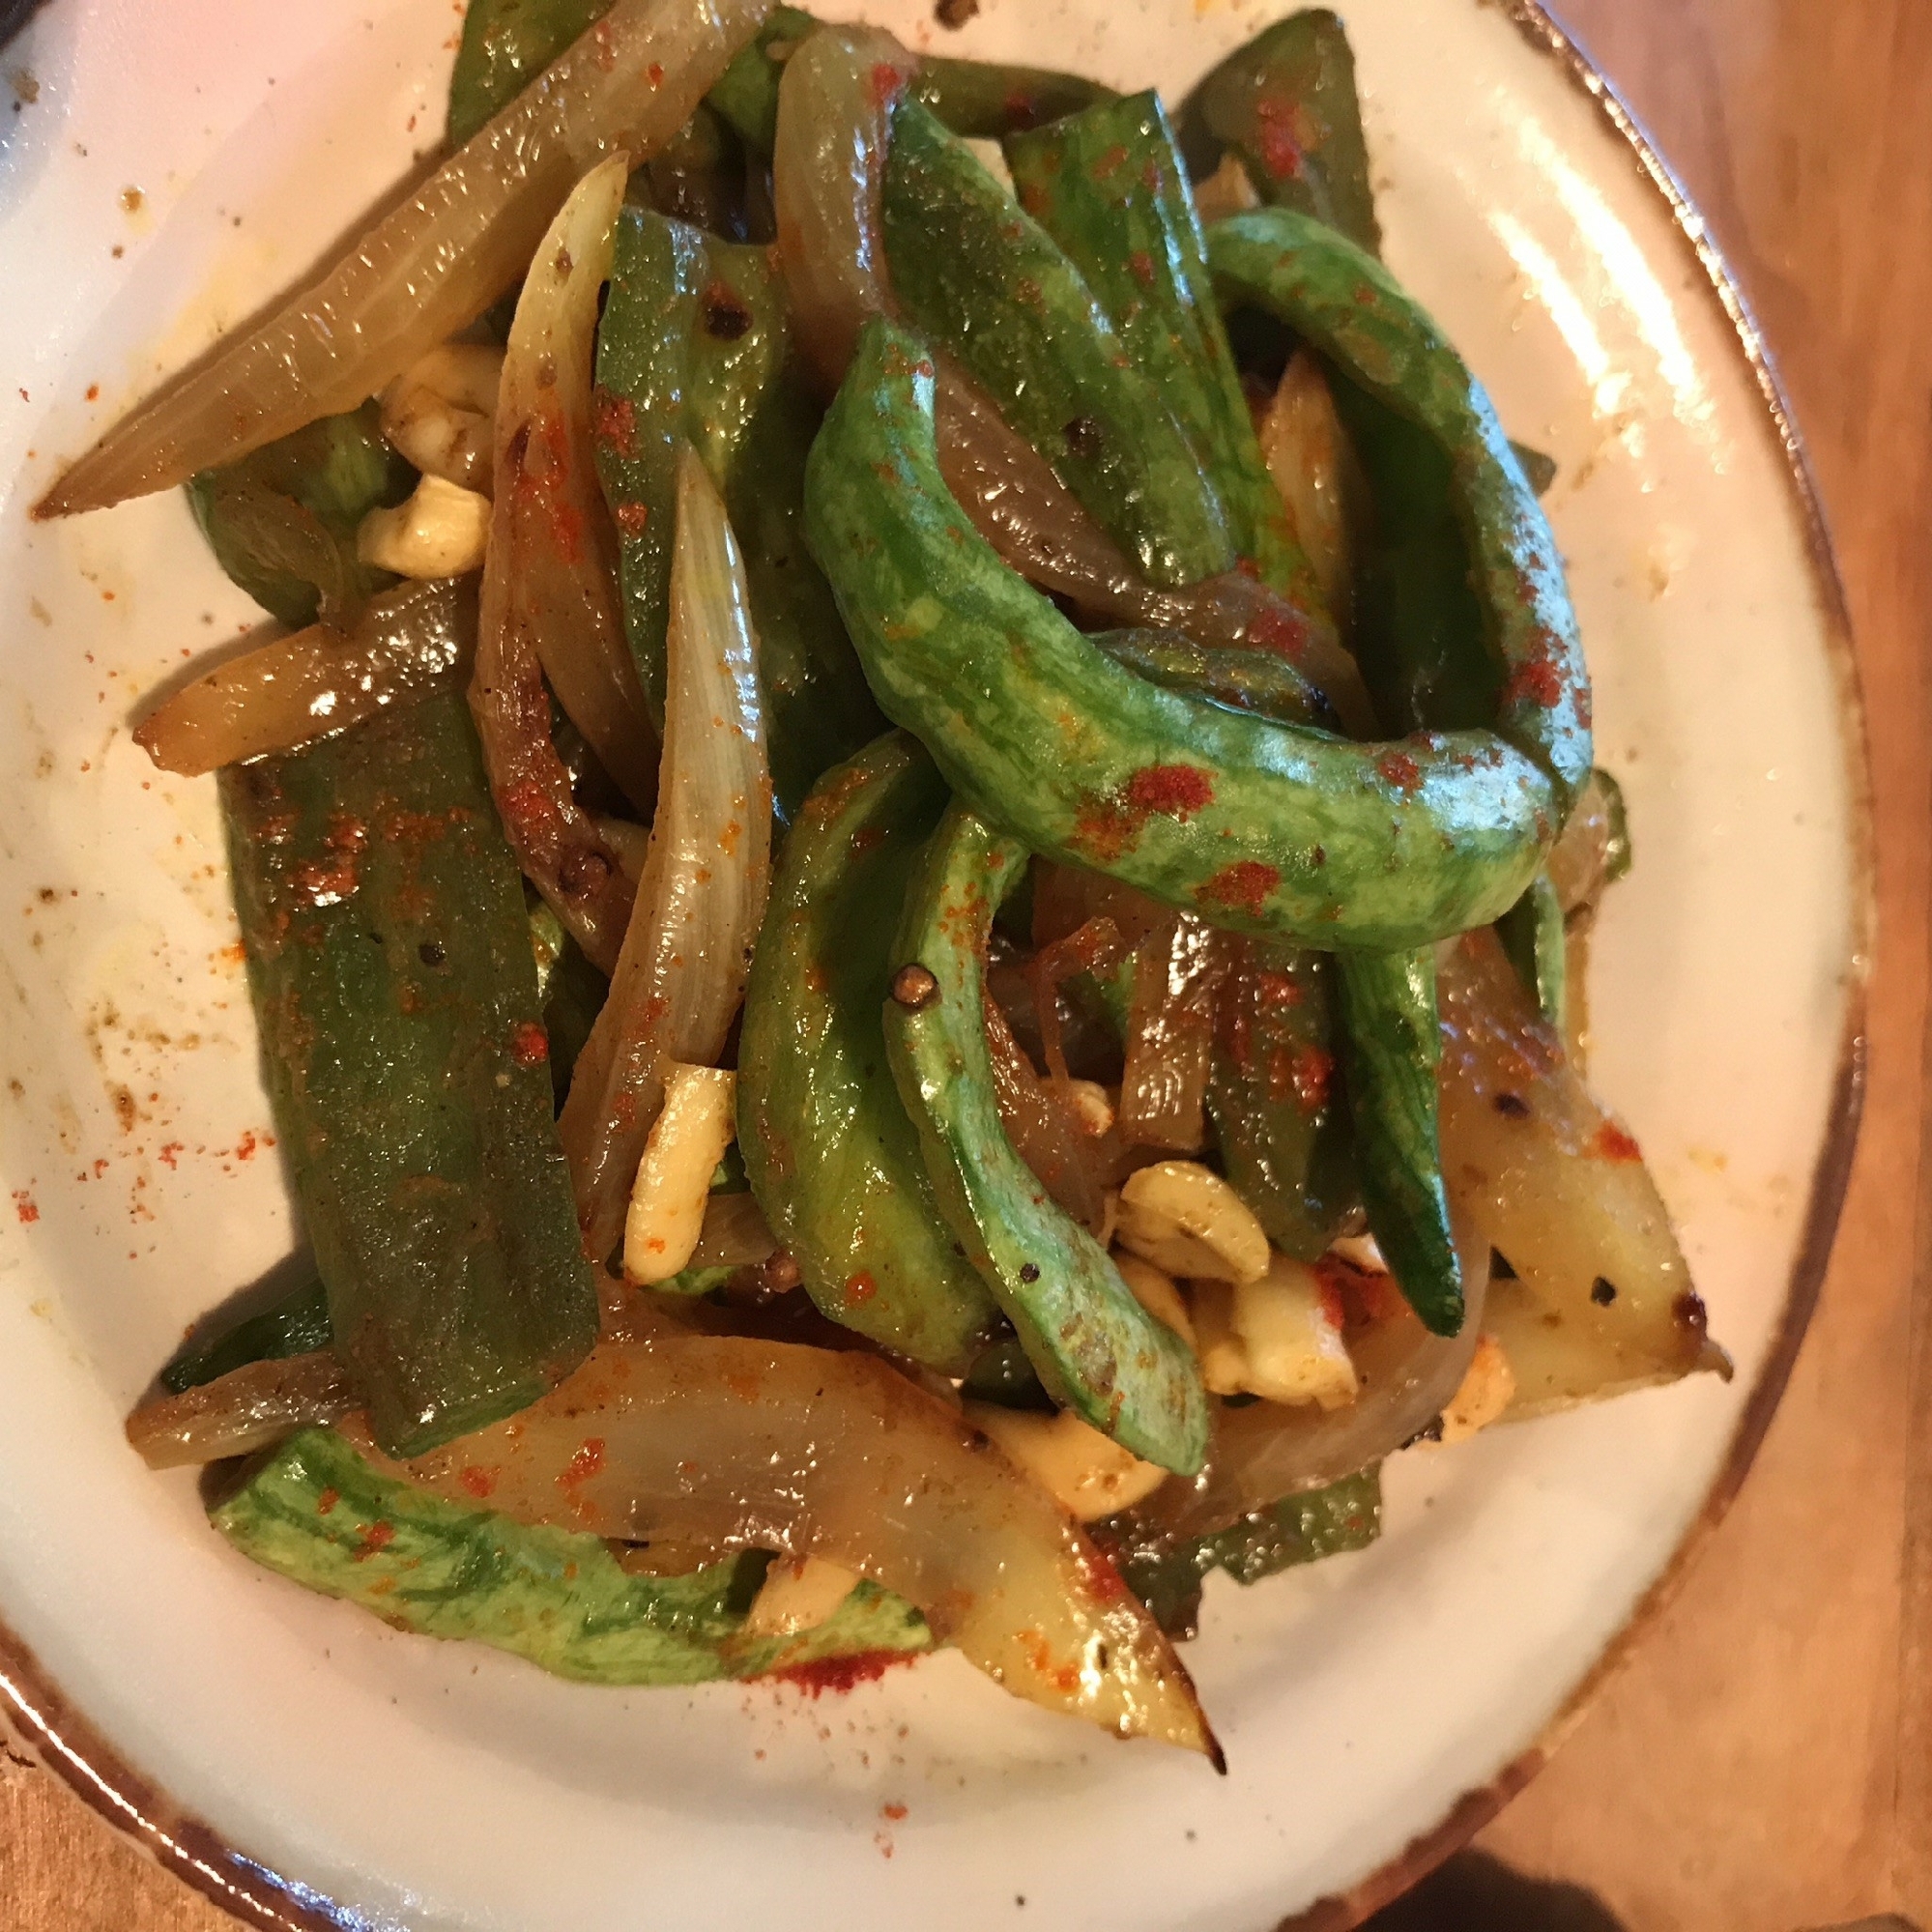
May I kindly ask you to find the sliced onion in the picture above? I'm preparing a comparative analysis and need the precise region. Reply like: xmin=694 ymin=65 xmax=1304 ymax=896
xmin=39 ymin=0 xmax=772 ymax=519
xmin=350 ymin=1334 xmax=1218 ymax=1757
xmin=560 ymin=445 xmax=772 ymax=1268
xmin=1141 ymin=1240 xmax=1491 ymax=1541
xmin=1027 ymin=913 xmax=1128 ymax=1083
xmin=1118 ymin=915 xmax=1228 ymax=1153
xmin=134 ymin=578 xmax=475 ymax=776
xmin=772 ymin=23 xmax=916 ymax=394
xmin=984 ymin=991 xmax=1110 ymax=1234
xmin=495 ymin=150 xmax=659 ymax=816
xmin=126 ymin=1352 xmax=356 ymax=1469
xmin=1259 ymin=351 xmax=1364 ymax=632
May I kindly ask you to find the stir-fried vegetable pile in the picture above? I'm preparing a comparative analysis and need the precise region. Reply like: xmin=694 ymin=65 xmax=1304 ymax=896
xmin=55 ymin=0 xmax=1728 ymax=1764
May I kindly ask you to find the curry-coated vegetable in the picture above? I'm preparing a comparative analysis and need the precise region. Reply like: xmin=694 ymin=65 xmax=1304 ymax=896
xmin=221 ymin=693 xmax=597 ymax=1456
xmin=805 ymin=318 xmax=1555 ymax=949
xmin=593 ymin=206 xmax=879 ymax=812
xmin=1005 ymin=90 xmax=1317 ymax=607
xmin=883 ymin=99 xmax=1233 ymax=591
xmin=1333 ymin=948 xmax=1462 ymax=1335
xmin=1178 ymin=10 xmax=1380 ymax=254
xmin=883 ymin=802 xmax=1209 ymax=1475
xmin=1208 ymin=209 xmax=1594 ymax=810
xmin=737 ymin=734 xmax=1000 ymax=1370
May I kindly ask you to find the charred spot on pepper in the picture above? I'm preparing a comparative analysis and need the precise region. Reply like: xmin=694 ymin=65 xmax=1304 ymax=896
xmin=1063 ymin=415 xmax=1105 ymax=460
xmin=702 ymin=280 xmax=754 ymax=340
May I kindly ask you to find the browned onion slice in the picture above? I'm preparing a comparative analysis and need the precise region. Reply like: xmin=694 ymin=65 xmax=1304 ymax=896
xmin=126 ymin=1352 xmax=357 ymax=1470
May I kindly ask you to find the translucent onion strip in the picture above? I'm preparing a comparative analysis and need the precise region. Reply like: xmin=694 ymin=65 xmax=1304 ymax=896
xmin=560 ymin=446 xmax=771 ymax=1269
xmin=126 ymin=1352 xmax=357 ymax=1469
xmin=38 ymin=0 xmax=773 ymax=519
xmin=134 ymin=577 xmax=476 ymax=776
xmin=495 ymin=150 xmax=659 ymax=815
xmin=352 ymin=1334 xmax=1219 ymax=1757
xmin=1117 ymin=913 xmax=1228 ymax=1153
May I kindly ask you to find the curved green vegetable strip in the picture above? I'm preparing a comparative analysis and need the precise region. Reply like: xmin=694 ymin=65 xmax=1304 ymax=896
xmin=1206 ymin=941 xmax=1358 ymax=1259
xmin=594 ymin=207 xmax=879 ymax=810
xmin=882 ymin=99 xmax=1233 ymax=591
xmin=160 ymin=1274 xmax=332 ymax=1396
xmin=1333 ymin=948 xmax=1461 ymax=1335
xmin=738 ymin=735 xmax=999 ymax=1369
xmin=1178 ymin=10 xmax=1380 ymax=255
xmin=1005 ymin=90 xmax=1316 ymax=608
xmin=187 ymin=405 xmax=414 ymax=631
xmin=1209 ymin=209 xmax=1594 ymax=809
xmin=215 ymin=1427 xmax=927 ymax=1686
xmin=222 ymin=693 xmax=597 ymax=1456
xmin=883 ymin=804 xmax=1208 ymax=1475
xmin=805 ymin=318 xmax=1554 ymax=949
xmin=706 ymin=3 xmax=818 ymax=152
xmin=1090 ymin=628 xmax=1332 ymax=731
xmin=1498 ymin=870 xmax=1568 ymax=1034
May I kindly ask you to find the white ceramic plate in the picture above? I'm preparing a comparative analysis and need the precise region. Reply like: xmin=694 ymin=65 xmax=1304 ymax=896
xmin=0 ymin=2 xmax=1866 ymax=1927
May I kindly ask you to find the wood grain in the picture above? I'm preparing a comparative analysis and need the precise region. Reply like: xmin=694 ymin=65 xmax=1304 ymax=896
xmin=4 ymin=2 xmax=1927 ymax=1926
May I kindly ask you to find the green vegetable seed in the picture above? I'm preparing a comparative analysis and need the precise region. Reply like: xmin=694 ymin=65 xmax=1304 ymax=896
xmin=883 ymin=98 xmax=1233 ymax=591
xmin=221 ymin=693 xmax=597 ymax=1456
xmin=737 ymin=734 xmax=1000 ymax=1370
xmin=884 ymin=802 xmax=1209 ymax=1476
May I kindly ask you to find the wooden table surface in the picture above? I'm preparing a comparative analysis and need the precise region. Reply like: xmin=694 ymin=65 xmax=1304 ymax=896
xmin=5 ymin=1 xmax=1929 ymax=1927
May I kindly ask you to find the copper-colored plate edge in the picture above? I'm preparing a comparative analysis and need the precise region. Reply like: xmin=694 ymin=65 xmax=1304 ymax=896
xmin=0 ymin=4 xmax=1876 ymax=1930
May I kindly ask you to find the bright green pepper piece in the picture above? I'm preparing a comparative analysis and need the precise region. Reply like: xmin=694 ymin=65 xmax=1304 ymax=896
xmin=1178 ymin=11 xmax=1381 ymax=255
xmin=1207 ymin=941 xmax=1358 ymax=1259
xmin=805 ymin=318 xmax=1554 ymax=950
xmin=593 ymin=207 xmax=880 ymax=812
xmin=883 ymin=803 xmax=1208 ymax=1475
xmin=1332 ymin=948 xmax=1461 ymax=1336
xmin=882 ymin=99 xmax=1234 ymax=591
xmin=1208 ymin=209 xmax=1594 ymax=811
xmin=1498 ymin=870 xmax=1568 ymax=1035
xmin=447 ymin=0 xmax=609 ymax=145
xmin=1005 ymin=90 xmax=1317 ymax=606
xmin=737 ymin=734 xmax=1000 ymax=1370
xmin=221 ymin=694 xmax=597 ymax=1456
xmin=215 ymin=1428 xmax=928 ymax=1686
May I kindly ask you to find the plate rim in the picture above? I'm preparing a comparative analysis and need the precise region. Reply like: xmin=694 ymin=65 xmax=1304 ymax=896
xmin=0 ymin=3 xmax=1875 ymax=1928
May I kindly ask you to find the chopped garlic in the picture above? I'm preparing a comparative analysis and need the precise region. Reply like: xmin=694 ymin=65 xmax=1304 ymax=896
xmin=379 ymin=342 xmax=504 ymax=494
xmin=1440 ymin=1335 xmax=1515 ymax=1442
xmin=623 ymin=1064 xmax=736 ymax=1285
xmin=1189 ymin=1283 xmax=1251 ymax=1398
xmin=1326 ymin=1231 xmax=1387 ymax=1276
xmin=357 ymin=474 xmax=491 ymax=579
xmin=1113 ymin=1252 xmax=1196 ymax=1348
xmin=742 ymin=1555 xmax=860 ymax=1638
xmin=1114 ymin=1160 xmax=1270 ymax=1283
xmin=1063 ymin=1078 xmax=1116 ymax=1139
xmin=966 ymin=1403 xmax=1168 ymax=1522
xmin=1231 ymin=1254 xmax=1359 ymax=1410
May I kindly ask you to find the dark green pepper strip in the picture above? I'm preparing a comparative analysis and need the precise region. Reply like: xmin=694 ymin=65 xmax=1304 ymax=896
xmin=1497 ymin=871 xmax=1568 ymax=1035
xmin=1178 ymin=11 xmax=1381 ymax=255
xmin=1005 ymin=91 xmax=1316 ymax=607
xmin=187 ymin=405 xmax=414 ymax=631
xmin=738 ymin=735 xmax=999 ymax=1370
xmin=882 ymin=99 xmax=1233 ymax=591
xmin=215 ymin=1427 xmax=928 ymax=1687
xmin=805 ymin=319 xmax=1554 ymax=950
xmin=594 ymin=208 xmax=879 ymax=810
xmin=1098 ymin=1464 xmax=1380 ymax=1638
xmin=1091 ymin=629 xmax=1333 ymax=732
xmin=160 ymin=1273 xmax=332 ymax=1396
xmin=1333 ymin=948 xmax=1461 ymax=1336
xmin=1206 ymin=941 xmax=1358 ymax=1260
xmin=912 ymin=57 xmax=1113 ymax=141
xmin=884 ymin=803 xmax=1208 ymax=1475
xmin=1209 ymin=209 xmax=1594 ymax=810
xmin=447 ymin=0 xmax=609 ymax=145
xmin=221 ymin=693 xmax=597 ymax=1456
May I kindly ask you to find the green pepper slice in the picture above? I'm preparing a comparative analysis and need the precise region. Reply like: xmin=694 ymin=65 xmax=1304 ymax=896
xmin=738 ymin=734 xmax=1000 ymax=1370
xmin=804 ymin=318 xmax=1554 ymax=950
xmin=883 ymin=803 xmax=1208 ymax=1475
xmin=882 ymin=98 xmax=1233 ymax=591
